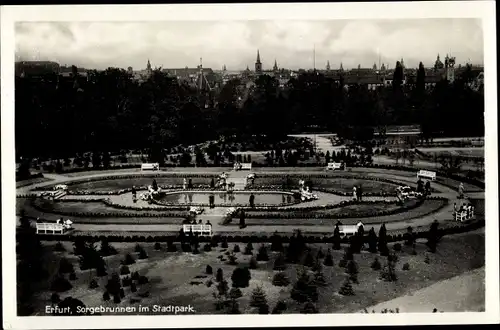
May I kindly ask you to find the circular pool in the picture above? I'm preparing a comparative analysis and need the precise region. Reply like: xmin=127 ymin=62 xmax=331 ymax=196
xmin=156 ymin=191 xmax=297 ymax=206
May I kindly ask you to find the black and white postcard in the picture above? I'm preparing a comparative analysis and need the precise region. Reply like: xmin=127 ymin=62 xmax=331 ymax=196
xmin=1 ymin=1 xmax=498 ymax=329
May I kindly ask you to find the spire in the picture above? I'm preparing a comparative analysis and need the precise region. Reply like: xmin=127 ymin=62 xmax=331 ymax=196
xmin=256 ymin=50 xmax=261 ymax=64
xmin=223 ymin=64 xmax=227 ymax=71
xmin=273 ymin=59 xmax=278 ymax=71
xmin=326 ymin=60 xmax=330 ymax=71
xmin=147 ymin=59 xmax=151 ymax=70
xmin=340 ymin=62 xmax=344 ymax=71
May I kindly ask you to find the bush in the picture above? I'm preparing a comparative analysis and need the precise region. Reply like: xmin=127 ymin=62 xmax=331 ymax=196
xmin=131 ymin=271 xmax=140 ymax=281
xmin=69 ymin=272 xmax=77 ymax=281
xmin=182 ymin=244 xmax=192 ymax=252
xmin=273 ymin=253 xmax=286 ymax=271
xmin=244 ymin=242 xmax=253 ymax=255
xmin=323 ymin=249 xmax=334 ymax=266
xmin=291 ymin=270 xmax=318 ymax=303
xmin=203 ymin=244 xmax=212 ymax=252
xmin=134 ymin=244 xmax=142 ymax=253
xmin=89 ymin=278 xmax=99 ymax=289
xmin=402 ymin=262 xmax=410 ymax=271
xmin=120 ymin=265 xmax=130 ymax=275
xmin=231 ymin=267 xmax=251 ymax=288
xmin=393 ymin=243 xmax=402 ymax=252
xmin=138 ymin=248 xmax=148 ymax=259
xmin=221 ymin=240 xmax=229 ymax=249
xmin=271 ymin=300 xmax=287 ymax=314
xmin=130 ymin=282 xmax=137 ymax=293
xmin=50 ymin=293 xmax=61 ymax=304
xmin=206 ymin=265 xmax=213 ymax=274
xmin=167 ymin=241 xmax=178 ymax=252
xmin=122 ymin=276 xmax=132 ymax=287
xmin=303 ymin=250 xmax=315 ymax=267
xmin=233 ymin=245 xmax=240 ymax=253
xmin=59 ymin=258 xmax=74 ymax=274
xmin=138 ymin=276 xmax=149 ymax=285
xmin=272 ymin=272 xmax=291 ymax=287
xmin=346 ymin=260 xmax=359 ymax=283
xmin=154 ymin=242 xmax=162 ymax=250
xmin=216 ymin=268 xmax=224 ymax=282
xmin=229 ymin=287 xmax=243 ymax=299
xmin=113 ymin=294 xmax=121 ymax=303
xmin=54 ymin=242 xmax=66 ymax=252
xmin=103 ymin=291 xmax=110 ymax=301
xmin=249 ymin=256 xmax=258 ymax=269
xmin=250 ymin=286 xmax=269 ymax=313
xmin=51 ymin=276 xmax=73 ymax=292
xmin=339 ymin=278 xmax=355 ymax=296
xmin=119 ymin=288 xmax=125 ymax=298
xmin=371 ymin=258 xmax=381 ymax=270
xmin=256 ymin=245 xmax=269 ymax=261
xmin=122 ymin=253 xmax=135 ymax=265
xmin=301 ymin=301 xmax=319 ymax=314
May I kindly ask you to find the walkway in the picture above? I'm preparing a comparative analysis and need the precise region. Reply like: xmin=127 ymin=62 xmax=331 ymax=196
xmin=360 ymin=267 xmax=485 ymax=313
xmin=16 ymin=167 xmax=482 ymax=235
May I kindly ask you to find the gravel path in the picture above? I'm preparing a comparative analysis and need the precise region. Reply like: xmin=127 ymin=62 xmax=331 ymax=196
xmin=361 ymin=267 xmax=485 ymax=313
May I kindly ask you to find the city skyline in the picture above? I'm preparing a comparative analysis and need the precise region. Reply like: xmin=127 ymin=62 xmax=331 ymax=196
xmin=15 ymin=19 xmax=484 ymax=71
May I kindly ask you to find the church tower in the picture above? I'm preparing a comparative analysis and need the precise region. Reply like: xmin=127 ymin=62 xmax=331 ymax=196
xmin=445 ymin=54 xmax=456 ymax=83
xmin=326 ymin=60 xmax=331 ymax=71
xmin=146 ymin=59 xmax=152 ymax=77
xmin=255 ymin=50 xmax=262 ymax=74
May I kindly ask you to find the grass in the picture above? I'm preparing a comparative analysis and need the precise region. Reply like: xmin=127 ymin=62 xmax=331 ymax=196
xmin=23 ymin=229 xmax=484 ymax=315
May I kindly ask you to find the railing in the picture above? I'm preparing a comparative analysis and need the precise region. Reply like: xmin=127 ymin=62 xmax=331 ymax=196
xmin=182 ymin=224 xmax=213 ymax=236
xmin=36 ymin=223 xmax=65 ymax=234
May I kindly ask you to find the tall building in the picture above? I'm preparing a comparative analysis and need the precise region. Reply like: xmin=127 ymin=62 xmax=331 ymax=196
xmin=255 ymin=50 xmax=262 ymax=74
xmin=444 ymin=54 xmax=456 ymax=83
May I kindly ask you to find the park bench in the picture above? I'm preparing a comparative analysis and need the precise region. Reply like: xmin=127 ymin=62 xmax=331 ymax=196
xmin=36 ymin=222 xmax=66 ymax=235
xmin=455 ymin=209 xmax=475 ymax=222
xmin=417 ymin=169 xmax=436 ymax=181
xmin=182 ymin=224 xmax=213 ymax=236
xmin=240 ymin=163 xmax=252 ymax=170
xmin=338 ymin=222 xmax=364 ymax=237
xmin=141 ymin=163 xmax=159 ymax=171
xmin=326 ymin=162 xmax=342 ymax=171
xmin=54 ymin=184 xmax=68 ymax=190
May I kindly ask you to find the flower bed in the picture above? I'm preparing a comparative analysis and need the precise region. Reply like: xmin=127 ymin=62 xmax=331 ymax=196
xmin=241 ymin=199 xmax=423 ymax=219
xmin=249 ymin=174 xmax=437 ymax=196
xmin=31 ymin=173 xmax=218 ymax=191
xmin=66 ymin=184 xmax=214 ymax=196
xmin=29 ymin=198 xmax=190 ymax=218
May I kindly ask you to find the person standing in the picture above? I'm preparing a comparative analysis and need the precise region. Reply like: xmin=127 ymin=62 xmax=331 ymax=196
xmin=249 ymin=194 xmax=255 ymax=208
xmin=209 ymin=194 xmax=215 ymax=209
xmin=358 ymin=185 xmax=363 ymax=202
xmin=425 ymin=181 xmax=431 ymax=196
xmin=353 ymin=186 xmax=357 ymax=201
xmin=458 ymin=183 xmax=465 ymax=199
xmin=183 ymin=178 xmax=187 ymax=190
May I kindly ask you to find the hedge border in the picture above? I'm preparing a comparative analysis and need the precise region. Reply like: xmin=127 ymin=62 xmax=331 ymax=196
xmin=19 ymin=219 xmax=484 ymax=244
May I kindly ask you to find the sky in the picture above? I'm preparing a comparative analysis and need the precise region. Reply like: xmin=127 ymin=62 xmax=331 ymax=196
xmin=15 ymin=19 xmax=484 ymax=71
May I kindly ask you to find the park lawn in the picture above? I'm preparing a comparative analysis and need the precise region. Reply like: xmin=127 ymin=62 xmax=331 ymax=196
xmin=28 ymin=230 xmax=484 ymax=315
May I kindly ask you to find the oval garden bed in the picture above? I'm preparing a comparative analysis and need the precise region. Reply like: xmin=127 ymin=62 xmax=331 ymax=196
xmin=228 ymin=198 xmax=448 ymax=226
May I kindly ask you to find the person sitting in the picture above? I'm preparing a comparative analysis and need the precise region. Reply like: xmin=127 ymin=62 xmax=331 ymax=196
xmin=198 ymin=219 xmax=203 ymax=224
xmin=206 ymin=220 xmax=212 ymax=227
xmin=56 ymin=218 xmax=61 ymax=224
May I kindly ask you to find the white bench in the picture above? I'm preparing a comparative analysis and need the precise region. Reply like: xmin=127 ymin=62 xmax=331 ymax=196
xmin=417 ymin=170 xmax=436 ymax=181
xmin=36 ymin=223 xmax=65 ymax=234
xmin=141 ymin=163 xmax=159 ymax=171
xmin=183 ymin=224 xmax=213 ymax=236
xmin=326 ymin=162 xmax=342 ymax=170
xmin=338 ymin=222 xmax=364 ymax=236
xmin=455 ymin=209 xmax=475 ymax=222
xmin=239 ymin=163 xmax=252 ymax=170
xmin=54 ymin=184 xmax=68 ymax=191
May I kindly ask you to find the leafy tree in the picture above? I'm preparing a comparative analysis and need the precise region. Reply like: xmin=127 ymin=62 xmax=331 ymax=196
xmin=231 ymin=267 xmax=251 ymax=288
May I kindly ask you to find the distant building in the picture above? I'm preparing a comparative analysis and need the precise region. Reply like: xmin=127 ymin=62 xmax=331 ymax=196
xmin=255 ymin=50 xmax=262 ymax=75
xmin=15 ymin=61 xmax=60 ymax=77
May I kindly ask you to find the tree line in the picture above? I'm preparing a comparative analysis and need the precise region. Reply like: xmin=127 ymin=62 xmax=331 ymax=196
xmin=16 ymin=62 xmax=483 ymax=161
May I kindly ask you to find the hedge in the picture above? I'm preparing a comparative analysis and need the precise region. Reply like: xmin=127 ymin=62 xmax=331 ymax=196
xmin=238 ymin=198 xmax=432 ymax=220
xmin=21 ymin=219 xmax=484 ymax=243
